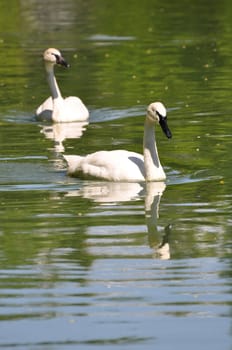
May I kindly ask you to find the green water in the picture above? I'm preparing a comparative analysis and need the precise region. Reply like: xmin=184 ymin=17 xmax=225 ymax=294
xmin=0 ymin=0 xmax=231 ymax=349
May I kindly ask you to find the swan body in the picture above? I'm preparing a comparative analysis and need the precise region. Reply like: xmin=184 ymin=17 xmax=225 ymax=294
xmin=36 ymin=48 xmax=89 ymax=122
xmin=64 ymin=102 xmax=172 ymax=182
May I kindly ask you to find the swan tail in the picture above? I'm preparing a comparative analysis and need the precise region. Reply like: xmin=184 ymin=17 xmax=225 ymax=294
xmin=63 ymin=155 xmax=83 ymax=175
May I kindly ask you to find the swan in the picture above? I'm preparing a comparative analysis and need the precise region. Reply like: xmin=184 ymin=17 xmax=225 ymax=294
xmin=64 ymin=102 xmax=172 ymax=182
xmin=36 ymin=48 xmax=89 ymax=122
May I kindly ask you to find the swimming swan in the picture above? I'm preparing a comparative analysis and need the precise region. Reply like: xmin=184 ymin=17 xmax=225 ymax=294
xmin=64 ymin=102 xmax=172 ymax=182
xmin=36 ymin=48 xmax=89 ymax=122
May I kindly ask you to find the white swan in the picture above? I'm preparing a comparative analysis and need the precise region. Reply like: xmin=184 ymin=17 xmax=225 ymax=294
xmin=36 ymin=48 xmax=89 ymax=122
xmin=64 ymin=102 xmax=172 ymax=182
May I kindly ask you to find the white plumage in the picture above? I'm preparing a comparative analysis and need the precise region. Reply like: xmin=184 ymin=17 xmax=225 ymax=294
xmin=64 ymin=102 xmax=172 ymax=182
xmin=36 ymin=48 xmax=89 ymax=123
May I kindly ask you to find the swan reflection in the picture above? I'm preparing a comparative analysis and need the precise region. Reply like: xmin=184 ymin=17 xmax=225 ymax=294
xmin=145 ymin=182 xmax=171 ymax=259
xmin=64 ymin=181 xmax=171 ymax=259
xmin=64 ymin=181 xmax=143 ymax=203
xmin=40 ymin=121 xmax=88 ymax=152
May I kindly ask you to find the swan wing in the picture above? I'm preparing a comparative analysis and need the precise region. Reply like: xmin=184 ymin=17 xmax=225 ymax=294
xmin=62 ymin=97 xmax=89 ymax=122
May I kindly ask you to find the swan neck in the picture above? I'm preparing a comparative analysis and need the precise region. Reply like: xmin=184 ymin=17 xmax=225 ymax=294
xmin=45 ymin=63 xmax=62 ymax=99
xmin=143 ymin=117 xmax=163 ymax=181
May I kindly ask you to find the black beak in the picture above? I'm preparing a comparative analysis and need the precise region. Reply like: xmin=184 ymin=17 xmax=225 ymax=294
xmin=159 ymin=116 xmax=172 ymax=139
xmin=55 ymin=54 xmax=70 ymax=68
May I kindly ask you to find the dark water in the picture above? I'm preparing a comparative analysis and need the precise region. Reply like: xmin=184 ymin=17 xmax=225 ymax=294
xmin=0 ymin=1 xmax=231 ymax=349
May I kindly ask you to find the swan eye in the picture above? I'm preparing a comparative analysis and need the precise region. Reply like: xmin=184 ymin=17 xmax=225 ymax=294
xmin=51 ymin=53 xmax=69 ymax=67
xmin=156 ymin=110 xmax=166 ymax=120
xmin=53 ymin=53 xmax=60 ymax=62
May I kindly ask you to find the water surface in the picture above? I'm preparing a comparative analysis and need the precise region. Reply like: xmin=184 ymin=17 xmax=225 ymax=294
xmin=0 ymin=0 xmax=231 ymax=349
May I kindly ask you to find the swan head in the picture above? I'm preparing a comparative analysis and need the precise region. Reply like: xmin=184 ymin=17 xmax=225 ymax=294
xmin=147 ymin=102 xmax=172 ymax=139
xmin=43 ymin=48 xmax=69 ymax=68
